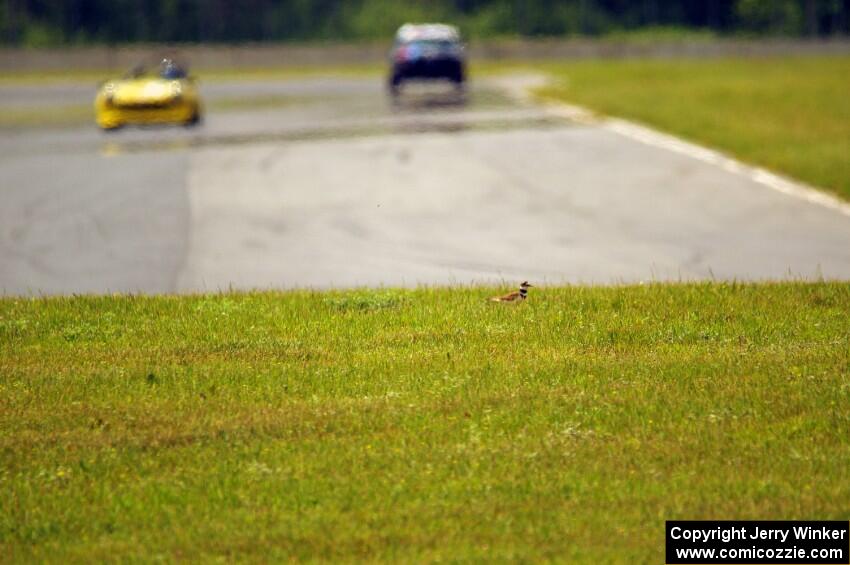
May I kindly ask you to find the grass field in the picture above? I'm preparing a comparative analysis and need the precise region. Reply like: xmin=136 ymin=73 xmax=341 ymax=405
xmin=0 ymin=64 xmax=384 ymax=86
xmin=0 ymin=64 xmax=383 ymax=129
xmin=535 ymin=56 xmax=850 ymax=201
xmin=2 ymin=284 xmax=849 ymax=562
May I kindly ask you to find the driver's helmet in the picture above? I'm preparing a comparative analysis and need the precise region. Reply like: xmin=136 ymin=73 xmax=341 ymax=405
xmin=159 ymin=58 xmax=186 ymax=79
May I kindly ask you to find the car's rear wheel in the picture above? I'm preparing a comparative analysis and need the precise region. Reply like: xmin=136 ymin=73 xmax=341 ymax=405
xmin=451 ymin=68 xmax=466 ymax=89
xmin=388 ymin=75 xmax=403 ymax=97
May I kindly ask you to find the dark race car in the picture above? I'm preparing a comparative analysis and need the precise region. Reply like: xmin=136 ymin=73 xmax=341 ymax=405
xmin=388 ymin=24 xmax=466 ymax=96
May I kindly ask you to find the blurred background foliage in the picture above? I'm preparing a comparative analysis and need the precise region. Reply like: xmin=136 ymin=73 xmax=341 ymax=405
xmin=1 ymin=0 xmax=849 ymax=46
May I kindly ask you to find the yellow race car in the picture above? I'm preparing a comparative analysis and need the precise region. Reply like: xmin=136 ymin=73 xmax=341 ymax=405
xmin=95 ymin=59 xmax=202 ymax=130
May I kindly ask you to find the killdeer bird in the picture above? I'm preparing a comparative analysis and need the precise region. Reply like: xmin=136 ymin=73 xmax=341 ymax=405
xmin=490 ymin=281 xmax=533 ymax=303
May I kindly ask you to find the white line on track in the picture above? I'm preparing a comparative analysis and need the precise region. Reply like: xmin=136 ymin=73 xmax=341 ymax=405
xmin=498 ymin=74 xmax=850 ymax=218
xmin=544 ymin=102 xmax=850 ymax=218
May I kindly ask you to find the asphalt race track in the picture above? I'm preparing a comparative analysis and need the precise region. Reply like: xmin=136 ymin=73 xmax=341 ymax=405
xmin=1 ymin=75 xmax=849 ymax=294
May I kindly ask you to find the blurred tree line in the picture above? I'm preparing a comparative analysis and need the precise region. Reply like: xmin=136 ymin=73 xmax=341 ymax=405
xmin=2 ymin=0 xmax=849 ymax=46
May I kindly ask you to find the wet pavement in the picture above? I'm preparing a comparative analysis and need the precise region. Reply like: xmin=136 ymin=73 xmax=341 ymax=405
xmin=1 ymin=75 xmax=849 ymax=294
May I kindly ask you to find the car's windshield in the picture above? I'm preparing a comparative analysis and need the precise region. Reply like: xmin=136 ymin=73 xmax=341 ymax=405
xmin=123 ymin=61 xmax=187 ymax=80
xmin=399 ymin=39 xmax=458 ymax=50
xmin=160 ymin=64 xmax=187 ymax=79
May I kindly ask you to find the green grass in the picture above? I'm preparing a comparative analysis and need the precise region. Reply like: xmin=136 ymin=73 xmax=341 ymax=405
xmin=536 ymin=56 xmax=850 ymax=201
xmin=0 ymin=65 xmax=382 ymax=129
xmin=200 ymin=64 xmax=383 ymax=82
xmin=0 ymin=64 xmax=383 ymax=86
xmin=2 ymin=283 xmax=849 ymax=562
xmin=602 ymin=25 xmax=718 ymax=42
xmin=0 ymin=105 xmax=96 ymax=129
